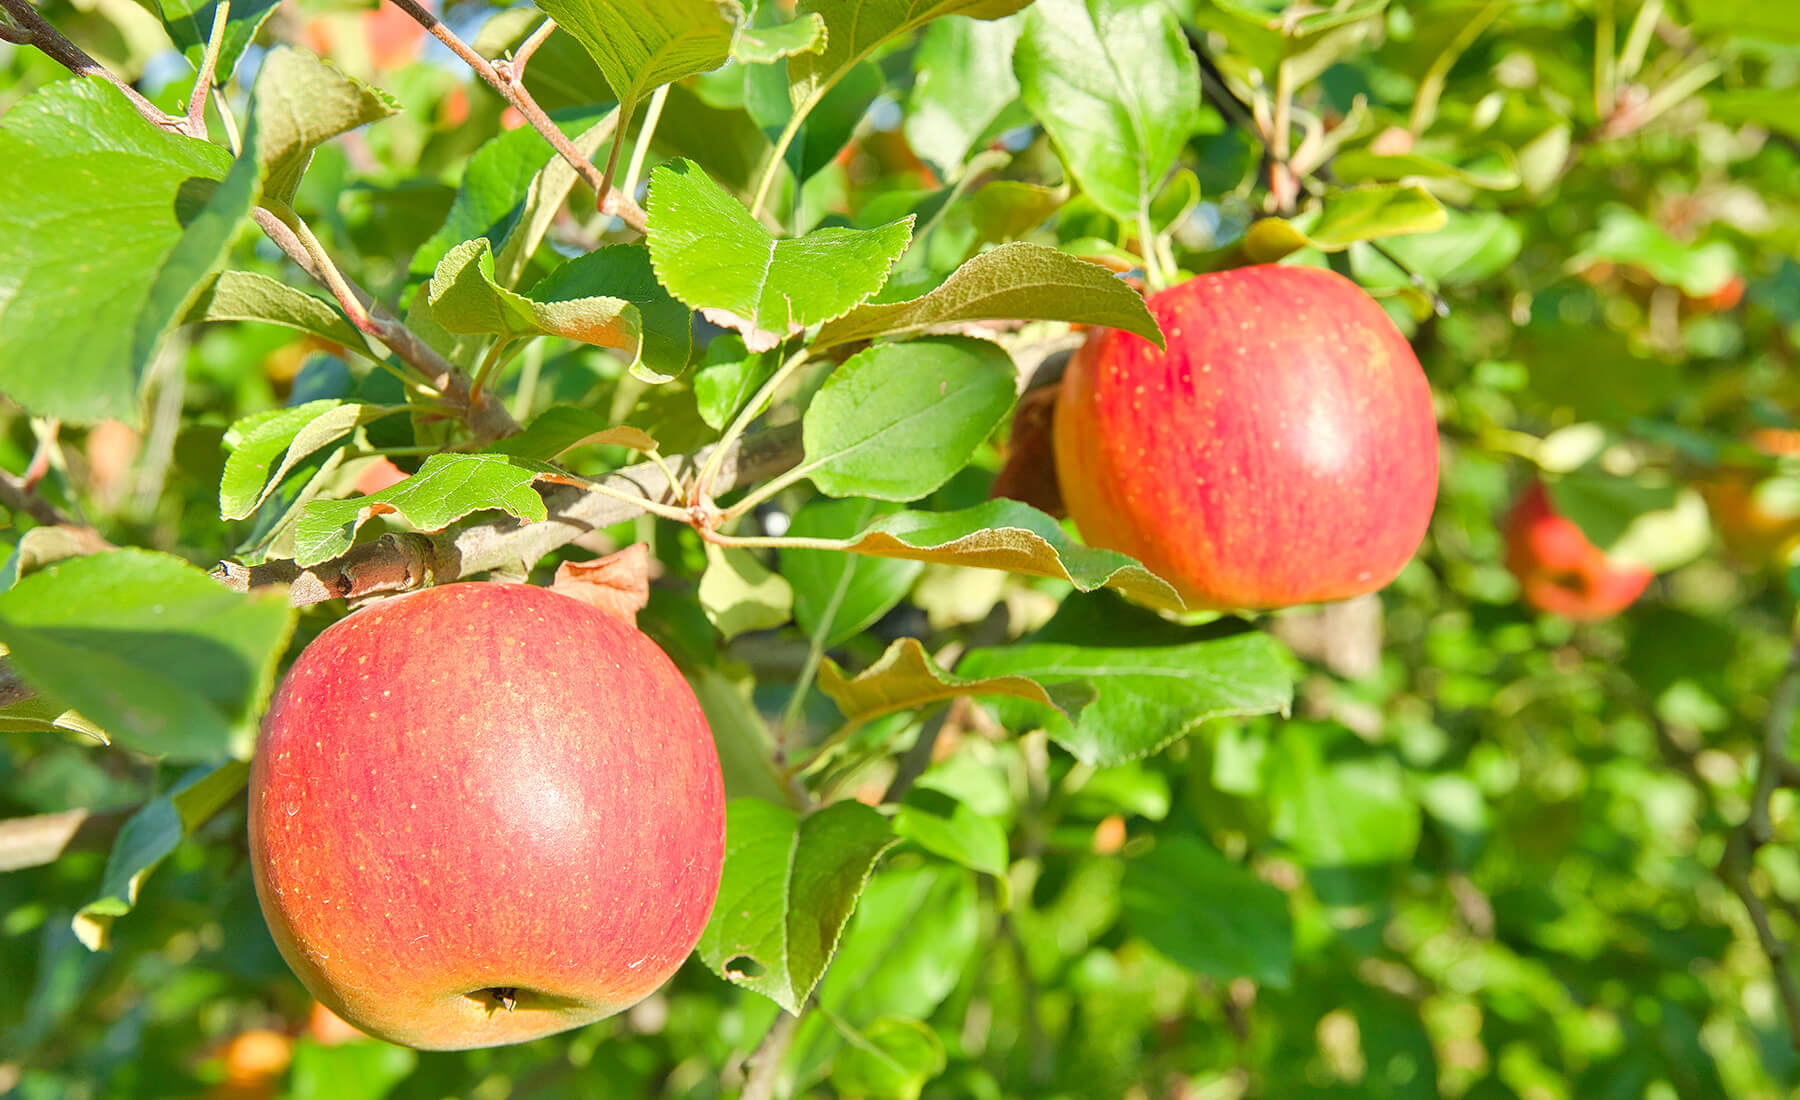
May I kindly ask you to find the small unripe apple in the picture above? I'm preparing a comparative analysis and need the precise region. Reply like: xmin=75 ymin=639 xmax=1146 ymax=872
xmin=1504 ymin=482 xmax=1652 ymax=620
xmin=212 ymin=1028 xmax=292 ymax=1099
xmin=1702 ymin=428 xmax=1800 ymax=570
xmin=249 ymin=582 xmax=724 ymax=1051
xmin=1053 ymin=264 xmax=1439 ymax=610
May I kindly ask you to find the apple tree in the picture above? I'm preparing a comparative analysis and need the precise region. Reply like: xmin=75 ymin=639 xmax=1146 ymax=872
xmin=3 ymin=0 xmax=1800 ymax=1096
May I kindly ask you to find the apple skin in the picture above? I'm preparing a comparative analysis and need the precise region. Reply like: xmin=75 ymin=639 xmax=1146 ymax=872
xmin=1504 ymin=483 xmax=1652 ymax=621
xmin=1053 ymin=264 xmax=1439 ymax=610
xmin=248 ymin=582 xmax=725 ymax=1051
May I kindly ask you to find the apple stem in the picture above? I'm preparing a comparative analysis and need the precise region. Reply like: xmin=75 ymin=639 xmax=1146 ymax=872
xmin=1138 ymin=208 xmax=1170 ymax=292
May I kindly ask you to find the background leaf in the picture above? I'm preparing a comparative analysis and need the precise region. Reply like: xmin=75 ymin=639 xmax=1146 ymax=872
xmin=958 ymin=633 xmax=1295 ymax=765
xmin=1121 ymin=832 xmax=1292 ymax=987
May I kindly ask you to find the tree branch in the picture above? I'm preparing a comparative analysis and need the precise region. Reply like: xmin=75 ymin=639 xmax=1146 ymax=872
xmin=250 ymin=209 xmax=520 ymax=442
xmin=0 ymin=0 xmax=176 ymax=130
xmin=739 ymin=1006 xmax=802 ymax=1100
xmin=384 ymin=0 xmax=648 ymax=233
xmin=1719 ymin=639 xmax=1800 ymax=1050
xmin=0 ymin=467 xmax=74 ymax=527
xmin=215 ymin=423 xmax=803 ymax=605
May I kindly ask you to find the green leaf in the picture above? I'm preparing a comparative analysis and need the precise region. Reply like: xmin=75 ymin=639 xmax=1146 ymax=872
xmin=732 ymin=12 xmax=827 ymax=62
xmin=905 ymin=14 xmax=1025 ymax=177
xmin=72 ymin=761 xmax=250 ymax=950
xmin=789 ymin=0 xmax=1033 ymax=117
xmin=700 ymin=542 xmax=795 ymax=640
xmin=1331 ymin=145 xmax=1521 ymax=191
xmin=786 ymin=498 xmax=925 ymax=647
xmin=1575 ymin=206 xmax=1739 ymax=297
xmin=220 ymin=400 xmax=401 ymax=520
xmin=833 ymin=1016 xmax=948 ymax=1100
xmin=1690 ymin=0 xmax=1800 ymax=43
xmin=1121 ymin=832 xmax=1292 ymax=987
xmin=409 ymin=107 xmax=614 ymax=283
xmin=131 ymin=111 xmax=264 ymax=384
xmin=428 ymin=238 xmax=640 ymax=360
xmin=832 ymin=499 xmax=1184 ymax=610
xmin=487 ymin=405 xmax=656 ymax=461
xmin=698 ymin=798 xmax=897 ymax=1013
xmin=1014 ymin=0 xmax=1201 ymax=224
xmin=819 ymin=637 xmax=1074 ymax=728
xmin=0 ymin=80 xmax=232 ymax=422
xmin=292 ymin=453 xmax=551 ymax=567
xmin=694 ymin=336 xmax=778 ymax=430
xmin=528 ymin=243 xmax=693 ymax=381
xmin=747 ymin=55 xmax=885 ymax=185
xmin=892 ymin=787 xmax=1008 ymax=877
xmin=646 ymin=160 xmax=914 ymax=349
xmin=1188 ymin=0 xmax=1388 ymax=83
xmin=1266 ymin=723 xmax=1421 ymax=866
xmin=250 ymin=46 xmax=399 ymax=207
xmin=535 ymin=0 xmax=744 ymax=119
xmin=816 ymin=863 xmax=981 ymax=1023
xmin=799 ymin=337 xmax=1016 ymax=501
xmin=1708 ymin=87 xmax=1800 ymax=143
xmin=689 ymin=667 xmax=792 ymax=806
xmin=957 ymin=633 xmax=1294 ymax=765
xmin=153 ymin=0 xmax=279 ymax=80
xmin=813 ymin=242 xmax=1161 ymax=349
xmin=1300 ymin=183 xmax=1448 ymax=251
xmin=184 ymin=270 xmax=367 ymax=350
xmin=1372 ymin=209 xmax=1523 ymax=286
xmin=0 ymin=694 xmax=107 ymax=742
xmin=0 ymin=550 xmax=296 ymax=760
xmin=1547 ymin=473 xmax=1709 ymax=573
xmin=288 ymin=1037 xmax=418 ymax=1100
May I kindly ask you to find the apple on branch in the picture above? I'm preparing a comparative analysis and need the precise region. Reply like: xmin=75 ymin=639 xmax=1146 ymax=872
xmin=248 ymin=582 xmax=724 ymax=1051
xmin=1052 ymin=264 xmax=1440 ymax=611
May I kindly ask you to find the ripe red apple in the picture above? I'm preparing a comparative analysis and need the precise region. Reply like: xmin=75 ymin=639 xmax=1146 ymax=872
xmin=1052 ymin=264 xmax=1439 ymax=610
xmin=248 ymin=582 xmax=724 ymax=1051
xmin=1504 ymin=482 xmax=1652 ymax=620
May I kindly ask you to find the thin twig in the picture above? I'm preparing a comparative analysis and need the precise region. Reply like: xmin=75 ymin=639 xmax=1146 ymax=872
xmin=740 ymin=1007 xmax=802 ymax=1100
xmin=215 ymin=423 xmax=804 ymax=605
xmin=511 ymin=16 xmax=557 ymax=72
xmin=251 ymin=209 xmax=520 ymax=441
xmin=384 ymin=0 xmax=648 ymax=233
xmin=185 ymin=0 xmax=230 ymax=138
xmin=0 ymin=467 xmax=74 ymax=527
xmin=21 ymin=419 xmax=58 ymax=492
xmin=881 ymin=706 xmax=950 ymax=804
xmin=0 ymin=0 xmax=176 ymax=129
xmin=1719 ymin=638 xmax=1800 ymax=1050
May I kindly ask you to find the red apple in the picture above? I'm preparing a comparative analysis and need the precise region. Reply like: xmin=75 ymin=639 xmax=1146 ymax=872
xmin=1504 ymin=482 xmax=1652 ymax=620
xmin=1052 ymin=264 xmax=1439 ymax=610
xmin=248 ymin=582 xmax=725 ymax=1051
